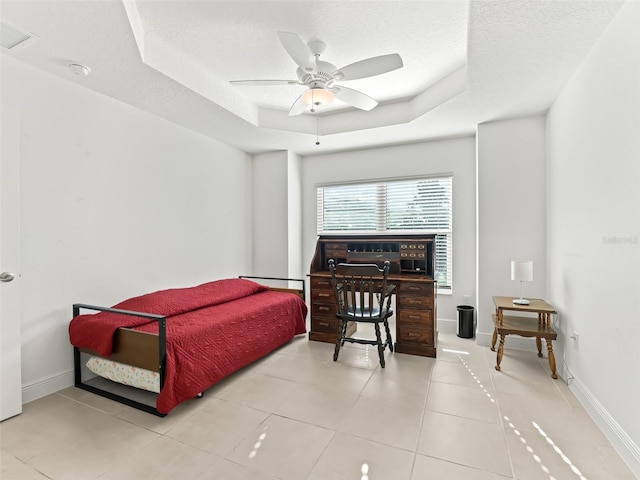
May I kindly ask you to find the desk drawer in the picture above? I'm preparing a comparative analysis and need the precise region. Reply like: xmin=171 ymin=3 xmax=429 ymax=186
xmin=312 ymin=302 xmax=337 ymax=318
xmin=397 ymin=324 xmax=433 ymax=345
xmin=326 ymin=250 xmax=347 ymax=259
xmin=397 ymin=309 xmax=432 ymax=326
xmin=399 ymin=243 xmax=425 ymax=250
xmin=400 ymin=251 xmax=426 ymax=259
xmin=398 ymin=282 xmax=433 ymax=297
xmin=398 ymin=294 xmax=433 ymax=309
xmin=312 ymin=289 xmax=334 ymax=304
xmin=312 ymin=317 xmax=338 ymax=334
xmin=311 ymin=277 xmax=332 ymax=290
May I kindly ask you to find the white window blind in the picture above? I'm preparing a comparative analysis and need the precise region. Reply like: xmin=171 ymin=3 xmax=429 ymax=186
xmin=317 ymin=176 xmax=453 ymax=289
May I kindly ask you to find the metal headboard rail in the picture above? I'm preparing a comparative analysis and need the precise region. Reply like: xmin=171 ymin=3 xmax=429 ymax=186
xmin=238 ymin=276 xmax=306 ymax=303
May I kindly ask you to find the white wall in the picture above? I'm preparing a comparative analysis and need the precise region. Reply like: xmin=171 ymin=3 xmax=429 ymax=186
xmin=287 ymin=152 xmax=303 ymax=280
xmin=476 ymin=116 xmax=547 ymax=346
xmin=301 ymin=136 xmax=477 ymax=328
xmin=1 ymin=56 xmax=252 ymax=401
xmin=547 ymin=0 xmax=640 ymax=474
xmin=252 ymin=151 xmax=289 ymax=277
xmin=251 ymin=150 xmax=303 ymax=283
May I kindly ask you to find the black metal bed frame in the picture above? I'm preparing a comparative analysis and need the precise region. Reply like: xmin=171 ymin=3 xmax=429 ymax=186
xmin=238 ymin=276 xmax=306 ymax=303
xmin=72 ymin=276 xmax=306 ymax=417
xmin=73 ymin=303 xmax=167 ymax=416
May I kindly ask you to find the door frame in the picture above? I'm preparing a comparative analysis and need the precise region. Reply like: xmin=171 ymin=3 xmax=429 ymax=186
xmin=1 ymin=103 xmax=22 ymax=420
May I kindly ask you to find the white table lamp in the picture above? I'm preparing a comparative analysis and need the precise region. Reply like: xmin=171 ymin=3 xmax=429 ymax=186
xmin=511 ymin=260 xmax=533 ymax=305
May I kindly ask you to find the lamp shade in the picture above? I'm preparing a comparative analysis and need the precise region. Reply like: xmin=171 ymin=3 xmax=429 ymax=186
xmin=511 ymin=260 xmax=533 ymax=282
xmin=302 ymin=88 xmax=334 ymax=106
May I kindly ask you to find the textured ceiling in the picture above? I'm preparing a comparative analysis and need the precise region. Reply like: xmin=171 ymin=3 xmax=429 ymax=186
xmin=130 ymin=1 xmax=469 ymax=109
xmin=123 ymin=0 xmax=470 ymax=129
xmin=0 ymin=0 xmax=625 ymax=155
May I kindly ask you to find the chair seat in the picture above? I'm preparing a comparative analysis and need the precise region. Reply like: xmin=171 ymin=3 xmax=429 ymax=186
xmin=339 ymin=307 xmax=393 ymax=322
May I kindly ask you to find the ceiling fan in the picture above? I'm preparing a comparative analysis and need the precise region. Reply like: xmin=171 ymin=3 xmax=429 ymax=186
xmin=230 ymin=32 xmax=403 ymax=116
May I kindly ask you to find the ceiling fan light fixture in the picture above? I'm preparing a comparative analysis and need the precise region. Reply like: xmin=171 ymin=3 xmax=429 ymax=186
xmin=302 ymin=88 xmax=334 ymax=106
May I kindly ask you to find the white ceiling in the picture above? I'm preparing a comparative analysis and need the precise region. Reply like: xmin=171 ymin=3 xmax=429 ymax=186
xmin=0 ymin=0 xmax=624 ymax=155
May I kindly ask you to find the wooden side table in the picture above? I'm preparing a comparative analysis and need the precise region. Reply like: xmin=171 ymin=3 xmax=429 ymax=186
xmin=491 ymin=296 xmax=558 ymax=379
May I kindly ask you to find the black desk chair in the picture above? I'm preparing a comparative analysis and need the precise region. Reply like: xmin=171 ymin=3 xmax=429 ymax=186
xmin=329 ymin=259 xmax=395 ymax=368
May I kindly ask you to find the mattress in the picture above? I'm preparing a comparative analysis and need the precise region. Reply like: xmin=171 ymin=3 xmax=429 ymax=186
xmin=86 ymin=356 xmax=160 ymax=393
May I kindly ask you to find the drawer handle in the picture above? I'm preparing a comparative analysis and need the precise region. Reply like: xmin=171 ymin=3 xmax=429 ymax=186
xmin=318 ymin=293 xmax=331 ymax=297
xmin=407 ymin=286 xmax=421 ymax=291
xmin=408 ymin=300 xmax=424 ymax=305
xmin=318 ymin=306 xmax=330 ymax=311
xmin=319 ymin=322 xmax=330 ymax=327
xmin=408 ymin=315 xmax=421 ymax=320
xmin=408 ymin=332 xmax=420 ymax=337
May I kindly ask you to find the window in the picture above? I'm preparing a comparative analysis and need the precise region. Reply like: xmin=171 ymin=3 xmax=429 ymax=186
xmin=317 ymin=176 xmax=453 ymax=290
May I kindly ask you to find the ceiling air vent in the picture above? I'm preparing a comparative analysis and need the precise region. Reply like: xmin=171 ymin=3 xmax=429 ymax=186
xmin=0 ymin=21 xmax=39 ymax=50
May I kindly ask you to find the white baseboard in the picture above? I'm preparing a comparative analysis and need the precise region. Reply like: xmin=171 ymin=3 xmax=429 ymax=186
xmin=569 ymin=377 xmax=640 ymax=478
xmin=22 ymin=369 xmax=74 ymax=404
xmin=454 ymin=328 xmax=640 ymax=477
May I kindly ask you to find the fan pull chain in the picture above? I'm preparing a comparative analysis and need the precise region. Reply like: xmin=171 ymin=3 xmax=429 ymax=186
xmin=316 ymin=117 xmax=320 ymax=145
xmin=310 ymin=89 xmax=316 ymax=113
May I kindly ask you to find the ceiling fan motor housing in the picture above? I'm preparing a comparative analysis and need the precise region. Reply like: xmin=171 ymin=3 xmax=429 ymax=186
xmin=296 ymin=60 xmax=337 ymax=88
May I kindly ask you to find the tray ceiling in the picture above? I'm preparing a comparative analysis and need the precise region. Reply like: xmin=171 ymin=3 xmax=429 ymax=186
xmin=0 ymin=0 xmax=624 ymax=154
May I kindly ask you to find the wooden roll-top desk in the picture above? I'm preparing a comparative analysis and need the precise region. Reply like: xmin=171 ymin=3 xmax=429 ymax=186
xmin=309 ymin=234 xmax=438 ymax=357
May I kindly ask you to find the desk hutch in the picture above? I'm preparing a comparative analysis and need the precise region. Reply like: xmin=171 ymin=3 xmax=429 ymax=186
xmin=309 ymin=234 xmax=438 ymax=357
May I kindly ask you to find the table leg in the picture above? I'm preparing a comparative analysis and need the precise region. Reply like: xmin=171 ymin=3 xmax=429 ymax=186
xmin=491 ymin=328 xmax=498 ymax=352
xmin=536 ymin=336 xmax=543 ymax=358
xmin=546 ymin=339 xmax=558 ymax=379
xmin=495 ymin=334 xmax=505 ymax=371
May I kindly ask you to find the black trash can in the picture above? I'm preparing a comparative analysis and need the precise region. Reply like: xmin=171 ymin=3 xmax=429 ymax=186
xmin=456 ymin=305 xmax=475 ymax=338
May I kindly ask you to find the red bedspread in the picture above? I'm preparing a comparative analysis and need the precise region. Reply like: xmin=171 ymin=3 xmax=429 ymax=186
xmin=69 ymin=279 xmax=307 ymax=413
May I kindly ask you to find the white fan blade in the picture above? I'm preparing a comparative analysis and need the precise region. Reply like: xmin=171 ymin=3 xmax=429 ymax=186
xmin=334 ymin=53 xmax=403 ymax=81
xmin=277 ymin=32 xmax=315 ymax=72
xmin=288 ymin=94 xmax=308 ymax=116
xmin=230 ymin=80 xmax=299 ymax=86
xmin=331 ymin=86 xmax=378 ymax=111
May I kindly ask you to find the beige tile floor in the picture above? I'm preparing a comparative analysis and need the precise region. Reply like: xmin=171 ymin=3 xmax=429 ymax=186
xmin=1 ymin=331 xmax=637 ymax=480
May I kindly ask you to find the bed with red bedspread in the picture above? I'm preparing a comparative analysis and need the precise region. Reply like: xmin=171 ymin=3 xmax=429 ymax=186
xmin=69 ymin=278 xmax=307 ymax=415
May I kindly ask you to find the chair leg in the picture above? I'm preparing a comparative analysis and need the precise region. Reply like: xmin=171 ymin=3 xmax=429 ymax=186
xmin=334 ymin=320 xmax=346 ymax=361
xmin=374 ymin=322 xmax=385 ymax=368
xmin=384 ymin=318 xmax=394 ymax=352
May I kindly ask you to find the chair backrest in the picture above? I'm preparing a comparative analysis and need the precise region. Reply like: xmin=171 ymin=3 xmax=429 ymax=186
xmin=329 ymin=260 xmax=391 ymax=320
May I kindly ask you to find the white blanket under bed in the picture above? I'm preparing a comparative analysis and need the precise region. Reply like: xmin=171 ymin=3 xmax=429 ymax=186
xmin=86 ymin=356 xmax=160 ymax=393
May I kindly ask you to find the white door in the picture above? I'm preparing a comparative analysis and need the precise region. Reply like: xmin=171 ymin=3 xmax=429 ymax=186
xmin=0 ymin=103 xmax=22 ymax=421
